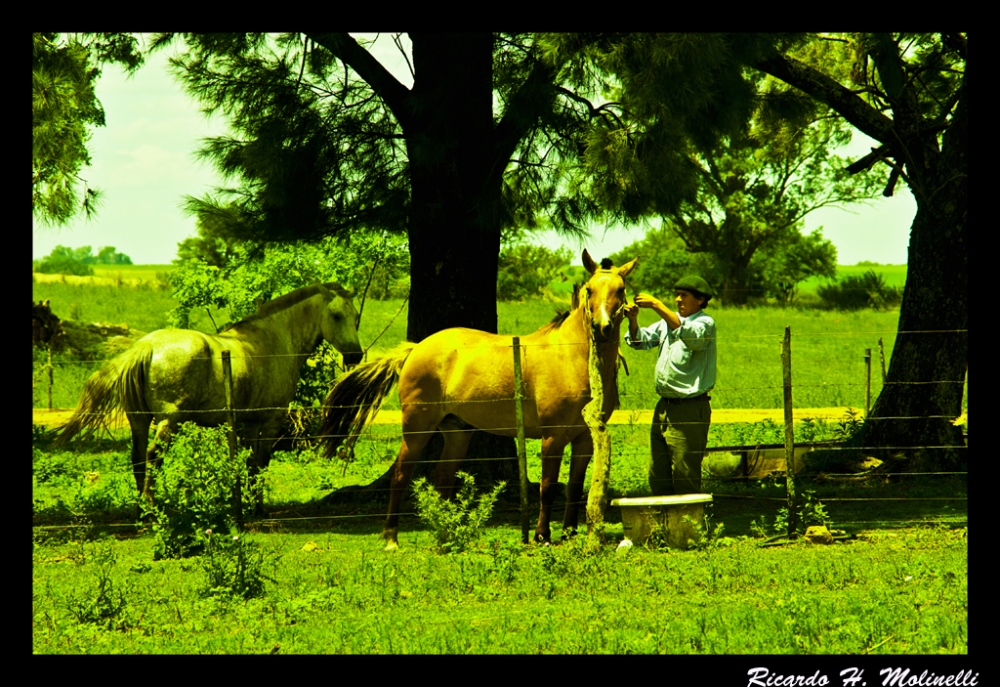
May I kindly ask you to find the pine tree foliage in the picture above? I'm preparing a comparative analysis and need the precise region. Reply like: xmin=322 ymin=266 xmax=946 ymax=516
xmin=32 ymin=33 xmax=143 ymax=226
xmin=145 ymin=33 xmax=768 ymax=347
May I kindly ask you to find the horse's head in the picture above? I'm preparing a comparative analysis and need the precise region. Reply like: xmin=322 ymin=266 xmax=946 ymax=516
xmin=581 ymin=249 xmax=639 ymax=343
xmin=317 ymin=284 xmax=364 ymax=367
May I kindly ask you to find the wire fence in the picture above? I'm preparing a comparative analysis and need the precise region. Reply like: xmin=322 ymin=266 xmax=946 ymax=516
xmin=32 ymin=325 xmax=968 ymax=531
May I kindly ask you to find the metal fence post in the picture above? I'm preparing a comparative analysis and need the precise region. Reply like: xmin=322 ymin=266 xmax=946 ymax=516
xmin=512 ymin=337 xmax=530 ymax=544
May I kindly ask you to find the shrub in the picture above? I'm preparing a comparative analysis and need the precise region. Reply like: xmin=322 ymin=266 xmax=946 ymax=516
xmin=817 ymin=270 xmax=902 ymax=310
xmin=142 ymin=423 xmax=259 ymax=560
xmin=200 ymin=528 xmax=276 ymax=600
xmin=412 ymin=471 xmax=505 ymax=553
xmin=36 ymin=256 xmax=95 ymax=277
xmin=65 ymin=546 xmax=133 ymax=630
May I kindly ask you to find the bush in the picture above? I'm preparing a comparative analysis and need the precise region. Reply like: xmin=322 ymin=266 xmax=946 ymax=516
xmin=412 ymin=471 xmax=505 ymax=554
xmin=200 ymin=528 xmax=276 ymax=600
xmin=36 ymin=256 xmax=95 ymax=277
xmin=817 ymin=270 xmax=902 ymax=310
xmin=497 ymin=243 xmax=572 ymax=301
xmin=142 ymin=423 xmax=258 ymax=560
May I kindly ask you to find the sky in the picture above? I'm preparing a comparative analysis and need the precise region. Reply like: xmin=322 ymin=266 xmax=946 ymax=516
xmin=33 ymin=34 xmax=917 ymax=267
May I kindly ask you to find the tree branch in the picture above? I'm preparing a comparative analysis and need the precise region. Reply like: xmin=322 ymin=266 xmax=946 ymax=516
xmin=493 ymin=54 xmax=560 ymax=171
xmin=754 ymin=51 xmax=895 ymax=144
xmin=305 ymin=33 xmax=413 ymax=128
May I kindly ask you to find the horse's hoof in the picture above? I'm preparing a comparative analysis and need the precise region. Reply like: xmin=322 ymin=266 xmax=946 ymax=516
xmin=384 ymin=540 xmax=399 ymax=552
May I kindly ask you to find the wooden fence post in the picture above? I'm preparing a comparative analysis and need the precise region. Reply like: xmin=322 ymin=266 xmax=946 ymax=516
xmin=864 ymin=348 xmax=872 ymax=418
xmin=878 ymin=337 xmax=887 ymax=383
xmin=221 ymin=350 xmax=242 ymax=530
xmin=781 ymin=326 xmax=797 ymax=537
xmin=47 ymin=345 xmax=54 ymax=411
xmin=512 ymin=337 xmax=530 ymax=544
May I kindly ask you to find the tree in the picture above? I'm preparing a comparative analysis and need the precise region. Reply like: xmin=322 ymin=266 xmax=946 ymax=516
xmin=608 ymin=226 xmax=713 ymax=297
xmin=32 ymin=33 xmax=143 ymax=226
xmin=746 ymin=33 xmax=967 ymax=471
xmin=496 ymin=243 xmax=573 ymax=301
xmin=149 ymin=33 xmax=763 ymax=341
xmin=175 ymin=203 xmax=245 ymax=269
xmin=144 ymin=32 xmax=765 ymax=494
xmin=170 ymin=229 xmax=408 ymax=329
xmin=609 ymin=224 xmax=836 ymax=306
xmin=35 ymin=245 xmax=95 ymax=277
xmin=659 ymin=112 xmax=880 ymax=305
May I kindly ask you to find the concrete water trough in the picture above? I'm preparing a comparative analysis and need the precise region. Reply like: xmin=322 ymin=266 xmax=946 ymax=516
xmin=611 ymin=494 xmax=714 ymax=549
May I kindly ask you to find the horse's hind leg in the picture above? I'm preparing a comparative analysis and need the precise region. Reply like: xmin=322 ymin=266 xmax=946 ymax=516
xmin=562 ymin=432 xmax=594 ymax=539
xmin=126 ymin=413 xmax=150 ymax=505
xmin=433 ymin=418 xmax=474 ymax=500
xmin=384 ymin=419 xmax=438 ymax=549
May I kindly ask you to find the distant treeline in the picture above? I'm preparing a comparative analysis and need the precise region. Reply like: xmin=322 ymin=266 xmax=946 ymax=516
xmin=33 ymin=245 xmax=133 ymax=276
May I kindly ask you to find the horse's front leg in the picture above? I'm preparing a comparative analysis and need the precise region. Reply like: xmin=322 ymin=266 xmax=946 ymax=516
xmin=562 ymin=432 xmax=595 ymax=539
xmin=535 ymin=435 xmax=568 ymax=545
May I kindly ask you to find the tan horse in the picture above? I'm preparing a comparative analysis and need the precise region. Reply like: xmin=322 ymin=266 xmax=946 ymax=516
xmin=56 ymin=283 xmax=363 ymax=502
xmin=321 ymin=251 xmax=638 ymax=547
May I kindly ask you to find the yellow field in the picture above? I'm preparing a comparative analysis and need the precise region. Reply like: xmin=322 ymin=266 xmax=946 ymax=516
xmin=32 ymin=406 xmax=856 ymax=429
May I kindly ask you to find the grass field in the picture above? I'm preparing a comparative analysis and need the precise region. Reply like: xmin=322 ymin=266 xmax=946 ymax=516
xmin=32 ymin=422 xmax=967 ymax=654
xmin=32 ymin=264 xmax=969 ymax=655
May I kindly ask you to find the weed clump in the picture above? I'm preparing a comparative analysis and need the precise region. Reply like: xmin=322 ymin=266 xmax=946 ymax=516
xmin=412 ymin=471 xmax=504 ymax=554
xmin=142 ymin=423 xmax=259 ymax=560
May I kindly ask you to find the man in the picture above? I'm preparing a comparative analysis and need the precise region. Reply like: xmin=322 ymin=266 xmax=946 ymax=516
xmin=623 ymin=275 xmax=716 ymax=496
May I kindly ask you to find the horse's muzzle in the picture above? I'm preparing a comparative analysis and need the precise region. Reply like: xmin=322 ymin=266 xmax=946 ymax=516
xmin=591 ymin=323 xmax=615 ymax=343
xmin=343 ymin=350 xmax=364 ymax=368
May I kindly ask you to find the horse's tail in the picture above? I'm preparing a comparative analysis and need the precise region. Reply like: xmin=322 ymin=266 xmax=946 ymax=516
xmin=320 ymin=342 xmax=416 ymax=458
xmin=54 ymin=341 xmax=153 ymax=444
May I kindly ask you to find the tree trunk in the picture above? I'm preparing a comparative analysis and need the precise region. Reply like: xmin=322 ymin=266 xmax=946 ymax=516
xmin=326 ymin=34 xmax=521 ymax=505
xmin=849 ymin=89 xmax=967 ymax=473
xmin=404 ymin=33 xmax=501 ymax=342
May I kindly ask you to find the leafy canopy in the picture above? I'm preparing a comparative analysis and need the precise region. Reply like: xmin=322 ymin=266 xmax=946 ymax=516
xmin=32 ymin=33 xmax=143 ymax=227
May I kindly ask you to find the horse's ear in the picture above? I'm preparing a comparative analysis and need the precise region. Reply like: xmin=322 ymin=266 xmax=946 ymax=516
xmin=316 ymin=283 xmax=333 ymax=299
xmin=617 ymin=256 xmax=639 ymax=278
xmin=341 ymin=287 xmax=355 ymax=299
xmin=582 ymin=249 xmax=598 ymax=274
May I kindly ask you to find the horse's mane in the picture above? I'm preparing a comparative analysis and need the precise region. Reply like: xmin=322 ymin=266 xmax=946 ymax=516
xmin=222 ymin=282 xmax=352 ymax=332
xmin=536 ymin=283 xmax=582 ymax=335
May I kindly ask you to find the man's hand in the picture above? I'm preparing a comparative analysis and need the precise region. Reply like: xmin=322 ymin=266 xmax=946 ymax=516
xmin=635 ymin=293 xmax=665 ymax=310
xmin=624 ymin=302 xmax=639 ymax=322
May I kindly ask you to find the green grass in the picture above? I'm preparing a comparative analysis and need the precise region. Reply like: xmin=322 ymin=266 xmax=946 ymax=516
xmin=31 ymin=524 xmax=967 ymax=654
xmin=33 ymin=410 xmax=967 ymax=654
xmin=31 ymin=263 xmax=968 ymax=654
xmin=797 ymin=263 xmax=907 ymax=297
xmin=31 ymin=283 xmax=915 ymax=412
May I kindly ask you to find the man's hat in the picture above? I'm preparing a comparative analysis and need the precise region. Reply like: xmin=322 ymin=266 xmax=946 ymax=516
xmin=675 ymin=275 xmax=713 ymax=299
